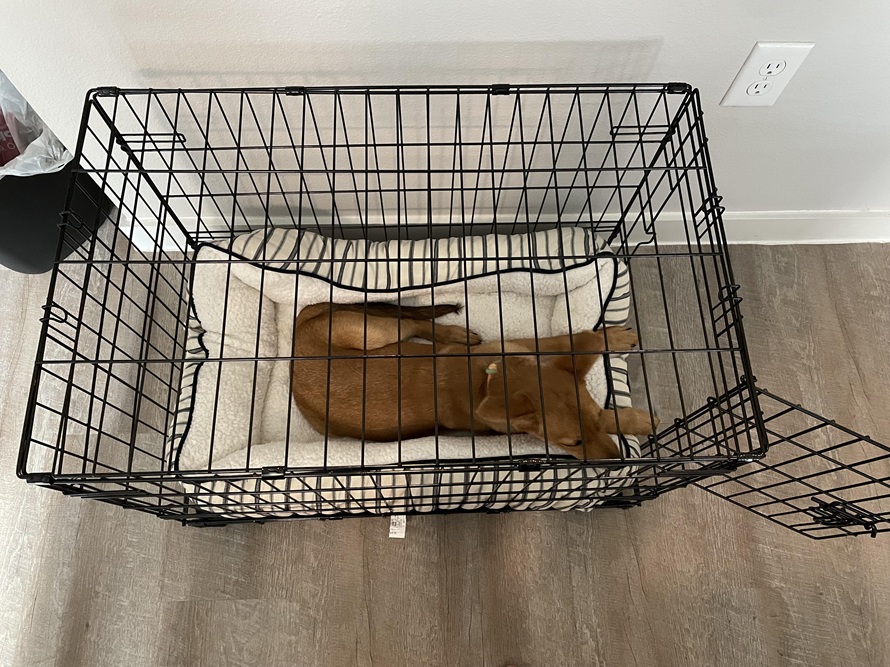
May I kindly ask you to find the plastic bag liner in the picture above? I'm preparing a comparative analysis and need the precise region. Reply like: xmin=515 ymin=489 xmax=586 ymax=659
xmin=0 ymin=70 xmax=72 ymax=180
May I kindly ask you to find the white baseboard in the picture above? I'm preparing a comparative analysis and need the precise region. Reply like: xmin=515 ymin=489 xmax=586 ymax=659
xmin=658 ymin=210 xmax=890 ymax=245
xmin=126 ymin=210 xmax=890 ymax=253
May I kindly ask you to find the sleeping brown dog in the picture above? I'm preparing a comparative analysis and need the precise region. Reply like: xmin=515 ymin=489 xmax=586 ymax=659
xmin=291 ymin=303 xmax=659 ymax=460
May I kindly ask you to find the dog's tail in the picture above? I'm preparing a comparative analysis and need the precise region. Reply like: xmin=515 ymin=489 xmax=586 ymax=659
xmin=334 ymin=302 xmax=461 ymax=321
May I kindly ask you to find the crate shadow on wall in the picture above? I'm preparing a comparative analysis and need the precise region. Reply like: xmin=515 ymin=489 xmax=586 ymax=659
xmin=133 ymin=40 xmax=663 ymax=90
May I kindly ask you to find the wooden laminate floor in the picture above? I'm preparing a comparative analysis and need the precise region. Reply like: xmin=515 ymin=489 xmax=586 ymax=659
xmin=1 ymin=244 xmax=889 ymax=667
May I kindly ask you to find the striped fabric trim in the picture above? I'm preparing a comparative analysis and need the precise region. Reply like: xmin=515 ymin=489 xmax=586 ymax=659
xmin=226 ymin=226 xmax=609 ymax=289
xmin=603 ymin=261 xmax=630 ymax=326
xmin=606 ymin=356 xmax=632 ymax=410
xmin=181 ymin=454 xmax=643 ymax=519
xmin=168 ymin=303 xmax=208 ymax=469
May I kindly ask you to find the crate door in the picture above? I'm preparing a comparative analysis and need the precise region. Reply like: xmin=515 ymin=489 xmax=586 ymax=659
xmin=695 ymin=388 xmax=890 ymax=539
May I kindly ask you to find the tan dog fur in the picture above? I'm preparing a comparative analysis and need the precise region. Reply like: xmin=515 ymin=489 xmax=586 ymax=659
xmin=292 ymin=303 xmax=658 ymax=460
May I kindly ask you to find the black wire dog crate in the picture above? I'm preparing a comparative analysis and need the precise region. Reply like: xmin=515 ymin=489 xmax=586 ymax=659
xmin=17 ymin=83 xmax=890 ymax=536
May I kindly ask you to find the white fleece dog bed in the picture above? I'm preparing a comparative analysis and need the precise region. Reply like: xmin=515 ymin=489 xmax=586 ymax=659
xmin=171 ymin=226 xmax=638 ymax=517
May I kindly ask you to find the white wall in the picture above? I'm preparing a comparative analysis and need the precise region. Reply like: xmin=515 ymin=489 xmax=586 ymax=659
xmin=4 ymin=0 xmax=890 ymax=239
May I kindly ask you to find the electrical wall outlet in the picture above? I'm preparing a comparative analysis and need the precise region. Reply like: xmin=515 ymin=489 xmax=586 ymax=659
xmin=721 ymin=42 xmax=814 ymax=107
xmin=746 ymin=81 xmax=773 ymax=96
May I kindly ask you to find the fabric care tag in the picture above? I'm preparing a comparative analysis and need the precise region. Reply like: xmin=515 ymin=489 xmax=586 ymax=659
xmin=389 ymin=515 xmax=407 ymax=539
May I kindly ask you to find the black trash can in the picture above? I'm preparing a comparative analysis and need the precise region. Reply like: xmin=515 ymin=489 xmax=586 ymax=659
xmin=0 ymin=162 xmax=109 ymax=274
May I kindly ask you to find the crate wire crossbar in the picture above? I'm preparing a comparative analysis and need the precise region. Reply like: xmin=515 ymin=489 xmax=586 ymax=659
xmin=20 ymin=83 xmax=776 ymax=525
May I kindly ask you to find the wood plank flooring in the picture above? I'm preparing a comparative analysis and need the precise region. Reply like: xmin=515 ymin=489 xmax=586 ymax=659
xmin=1 ymin=243 xmax=889 ymax=667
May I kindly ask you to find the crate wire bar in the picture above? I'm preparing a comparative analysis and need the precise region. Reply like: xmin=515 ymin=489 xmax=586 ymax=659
xmin=695 ymin=389 xmax=890 ymax=539
xmin=16 ymin=83 xmax=888 ymax=533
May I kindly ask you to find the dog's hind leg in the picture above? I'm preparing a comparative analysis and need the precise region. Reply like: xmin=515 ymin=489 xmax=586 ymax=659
xmin=407 ymin=319 xmax=482 ymax=346
xmin=327 ymin=309 xmax=481 ymax=349
xmin=511 ymin=327 xmax=638 ymax=355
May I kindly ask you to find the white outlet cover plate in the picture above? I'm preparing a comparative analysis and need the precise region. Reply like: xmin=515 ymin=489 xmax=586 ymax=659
xmin=721 ymin=41 xmax=814 ymax=107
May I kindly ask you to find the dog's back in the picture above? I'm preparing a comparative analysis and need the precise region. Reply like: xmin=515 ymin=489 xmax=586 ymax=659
xmin=292 ymin=303 xmax=463 ymax=440
xmin=291 ymin=302 xmax=654 ymax=457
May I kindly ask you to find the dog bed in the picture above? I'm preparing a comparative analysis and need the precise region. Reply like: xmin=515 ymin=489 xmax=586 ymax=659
xmin=171 ymin=226 xmax=639 ymax=517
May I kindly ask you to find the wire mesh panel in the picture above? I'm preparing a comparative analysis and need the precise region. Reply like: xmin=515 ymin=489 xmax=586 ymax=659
xmin=18 ymin=83 xmax=768 ymax=525
xmin=696 ymin=388 xmax=890 ymax=539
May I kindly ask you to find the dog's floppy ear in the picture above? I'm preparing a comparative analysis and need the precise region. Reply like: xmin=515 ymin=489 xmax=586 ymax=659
xmin=475 ymin=382 xmax=540 ymax=433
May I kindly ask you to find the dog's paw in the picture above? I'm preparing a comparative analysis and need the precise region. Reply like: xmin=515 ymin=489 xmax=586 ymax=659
xmin=639 ymin=413 xmax=661 ymax=435
xmin=439 ymin=325 xmax=482 ymax=345
xmin=603 ymin=326 xmax=639 ymax=351
xmin=466 ymin=329 xmax=483 ymax=345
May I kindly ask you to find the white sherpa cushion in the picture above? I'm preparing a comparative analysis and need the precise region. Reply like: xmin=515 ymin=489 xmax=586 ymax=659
xmin=170 ymin=226 xmax=637 ymax=516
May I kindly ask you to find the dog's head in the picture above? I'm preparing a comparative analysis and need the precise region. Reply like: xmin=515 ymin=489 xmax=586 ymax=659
xmin=474 ymin=353 xmax=619 ymax=460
